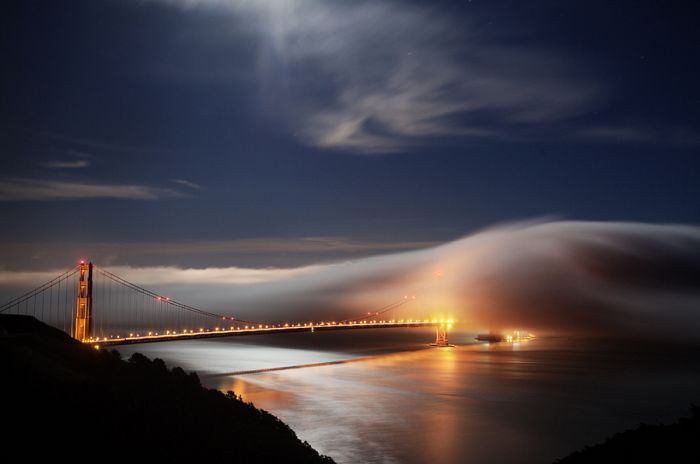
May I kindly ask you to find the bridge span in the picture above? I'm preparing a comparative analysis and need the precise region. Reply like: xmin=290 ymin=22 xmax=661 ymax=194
xmin=1 ymin=261 xmax=454 ymax=347
xmin=87 ymin=321 xmax=439 ymax=347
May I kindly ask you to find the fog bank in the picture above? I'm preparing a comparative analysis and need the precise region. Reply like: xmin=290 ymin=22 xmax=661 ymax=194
xmin=2 ymin=221 xmax=699 ymax=340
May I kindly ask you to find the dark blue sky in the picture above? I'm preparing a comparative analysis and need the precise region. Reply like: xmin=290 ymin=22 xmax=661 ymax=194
xmin=1 ymin=0 xmax=699 ymax=270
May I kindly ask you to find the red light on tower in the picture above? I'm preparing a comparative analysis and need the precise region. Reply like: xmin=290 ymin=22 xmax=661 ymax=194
xmin=79 ymin=260 xmax=85 ymax=265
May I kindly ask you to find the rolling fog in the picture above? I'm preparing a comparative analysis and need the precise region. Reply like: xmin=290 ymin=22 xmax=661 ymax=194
xmin=2 ymin=220 xmax=699 ymax=340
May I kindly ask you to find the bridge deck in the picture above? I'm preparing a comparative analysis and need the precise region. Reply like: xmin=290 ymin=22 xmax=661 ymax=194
xmin=87 ymin=321 xmax=439 ymax=347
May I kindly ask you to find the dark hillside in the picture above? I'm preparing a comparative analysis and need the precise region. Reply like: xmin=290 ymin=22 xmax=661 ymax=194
xmin=0 ymin=314 xmax=334 ymax=463
xmin=555 ymin=406 xmax=699 ymax=463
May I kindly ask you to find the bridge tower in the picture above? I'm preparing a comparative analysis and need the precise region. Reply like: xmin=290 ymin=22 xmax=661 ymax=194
xmin=74 ymin=260 xmax=93 ymax=341
xmin=430 ymin=323 xmax=453 ymax=347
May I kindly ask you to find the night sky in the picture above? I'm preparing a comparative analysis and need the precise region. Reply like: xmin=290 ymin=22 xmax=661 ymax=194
xmin=2 ymin=0 xmax=700 ymax=272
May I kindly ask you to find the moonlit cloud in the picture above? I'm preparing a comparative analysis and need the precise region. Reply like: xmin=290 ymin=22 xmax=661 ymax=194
xmin=170 ymin=178 xmax=203 ymax=190
xmin=41 ymin=160 xmax=91 ymax=169
xmin=0 ymin=177 xmax=184 ymax=201
xmin=142 ymin=0 xmax=603 ymax=153
xmin=579 ymin=125 xmax=700 ymax=146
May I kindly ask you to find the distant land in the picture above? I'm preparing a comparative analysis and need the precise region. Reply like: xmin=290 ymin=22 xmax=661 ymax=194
xmin=0 ymin=314 xmax=334 ymax=463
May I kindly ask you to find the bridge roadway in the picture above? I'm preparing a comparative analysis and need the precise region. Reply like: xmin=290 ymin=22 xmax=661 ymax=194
xmin=86 ymin=320 xmax=441 ymax=347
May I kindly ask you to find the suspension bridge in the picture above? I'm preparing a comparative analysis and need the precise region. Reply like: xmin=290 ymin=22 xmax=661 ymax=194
xmin=0 ymin=261 xmax=453 ymax=347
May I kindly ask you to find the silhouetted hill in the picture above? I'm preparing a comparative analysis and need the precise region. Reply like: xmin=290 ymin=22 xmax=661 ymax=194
xmin=555 ymin=406 xmax=700 ymax=463
xmin=0 ymin=315 xmax=334 ymax=463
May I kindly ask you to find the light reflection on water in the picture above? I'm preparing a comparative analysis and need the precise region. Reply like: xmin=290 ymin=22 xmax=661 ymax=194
xmin=116 ymin=329 xmax=700 ymax=464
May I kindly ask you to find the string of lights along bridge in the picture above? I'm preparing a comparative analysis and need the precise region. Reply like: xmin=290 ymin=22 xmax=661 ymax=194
xmin=0 ymin=261 xmax=454 ymax=347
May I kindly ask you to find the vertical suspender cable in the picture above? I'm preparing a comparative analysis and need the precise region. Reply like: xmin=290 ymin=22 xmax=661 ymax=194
xmin=63 ymin=276 xmax=68 ymax=334
xmin=49 ymin=282 xmax=53 ymax=328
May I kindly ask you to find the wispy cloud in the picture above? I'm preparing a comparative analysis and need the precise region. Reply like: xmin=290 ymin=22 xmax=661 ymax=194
xmin=170 ymin=178 xmax=203 ymax=190
xmin=579 ymin=125 xmax=700 ymax=146
xmin=0 ymin=237 xmax=439 ymax=270
xmin=41 ymin=160 xmax=91 ymax=169
xmin=143 ymin=0 xmax=603 ymax=153
xmin=0 ymin=177 xmax=184 ymax=201
xmin=40 ymin=148 xmax=98 ymax=169
xmin=36 ymin=130 xmax=161 ymax=154
xmin=0 ymin=265 xmax=321 ymax=287
xmin=65 ymin=149 xmax=99 ymax=159
xmin=298 ymin=46 xmax=600 ymax=153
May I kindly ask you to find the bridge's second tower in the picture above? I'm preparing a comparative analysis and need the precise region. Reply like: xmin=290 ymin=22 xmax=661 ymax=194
xmin=430 ymin=323 xmax=453 ymax=347
xmin=74 ymin=261 xmax=93 ymax=341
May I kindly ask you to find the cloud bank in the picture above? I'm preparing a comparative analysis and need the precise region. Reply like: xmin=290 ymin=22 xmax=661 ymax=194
xmin=4 ymin=220 xmax=699 ymax=341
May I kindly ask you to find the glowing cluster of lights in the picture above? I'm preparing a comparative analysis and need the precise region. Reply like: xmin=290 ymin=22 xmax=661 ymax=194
xmin=505 ymin=330 xmax=536 ymax=343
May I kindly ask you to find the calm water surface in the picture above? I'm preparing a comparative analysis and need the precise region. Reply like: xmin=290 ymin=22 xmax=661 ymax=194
xmin=117 ymin=328 xmax=700 ymax=463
